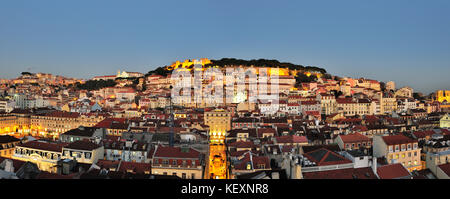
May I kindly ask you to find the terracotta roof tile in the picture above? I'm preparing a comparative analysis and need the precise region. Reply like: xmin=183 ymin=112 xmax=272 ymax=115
xmin=377 ymin=163 xmax=411 ymax=179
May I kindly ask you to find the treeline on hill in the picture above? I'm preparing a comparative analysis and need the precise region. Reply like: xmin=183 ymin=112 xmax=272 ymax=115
xmin=145 ymin=58 xmax=327 ymax=77
xmin=206 ymin=58 xmax=327 ymax=74
xmin=75 ymin=79 xmax=116 ymax=91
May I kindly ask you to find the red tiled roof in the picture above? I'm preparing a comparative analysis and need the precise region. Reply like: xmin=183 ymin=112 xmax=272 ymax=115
xmin=336 ymin=98 xmax=355 ymax=104
xmin=234 ymin=153 xmax=271 ymax=170
xmin=438 ymin=163 xmax=450 ymax=177
xmin=65 ymin=140 xmax=102 ymax=151
xmin=152 ymin=146 xmax=201 ymax=159
xmin=382 ymin=135 xmax=416 ymax=146
xmin=352 ymin=125 xmax=368 ymax=132
xmin=228 ymin=141 xmax=256 ymax=148
xmin=377 ymin=163 xmax=411 ymax=179
xmin=275 ymin=135 xmax=308 ymax=144
xmin=339 ymin=133 xmax=371 ymax=143
xmin=303 ymin=167 xmax=377 ymax=179
xmin=42 ymin=111 xmax=80 ymax=118
xmin=303 ymin=148 xmax=352 ymax=166
xmin=118 ymin=161 xmax=151 ymax=174
xmin=96 ymin=159 xmax=120 ymax=170
xmin=94 ymin=118 xmax=127 ymax=128
xmin=301 ymin=100 xmax=319 ymax=105
xmin=0 ymin=135 xmax=20 ymax=143
xmin=36 ymin=171 xmax=76 ymax=179
xmin=412 ymin=130 xmax=435 ymax=139
xmin=19 ymin=141 xmax=67 ymax=152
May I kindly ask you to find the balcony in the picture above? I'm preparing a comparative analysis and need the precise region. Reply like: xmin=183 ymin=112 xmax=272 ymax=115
xmin=152 ymin=163 xmax=201 ymax=170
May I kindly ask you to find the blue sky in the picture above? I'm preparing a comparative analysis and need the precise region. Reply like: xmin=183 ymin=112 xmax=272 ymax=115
xmin=0 ymin=0 xmax=449 ymax=94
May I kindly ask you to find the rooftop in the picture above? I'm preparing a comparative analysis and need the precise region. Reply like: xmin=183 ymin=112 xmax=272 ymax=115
xmin=377 ymin=163 xmax=411 ymax=179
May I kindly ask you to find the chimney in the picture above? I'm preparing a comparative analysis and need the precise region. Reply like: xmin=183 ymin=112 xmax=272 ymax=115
xmin=271 ymin=172 xmax=280 ymax=179
xmin=371 ymin=157 xmax=378 ymax=177
xmin=4 ymin=159 xmax=14 ymax=173
xmin=294 ymin=164 xmax=303 ymax=179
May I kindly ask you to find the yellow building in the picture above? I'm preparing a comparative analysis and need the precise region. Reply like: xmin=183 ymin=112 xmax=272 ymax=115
xmin=336 ymin=98 xmax=373 ymax=116
xmin=381 ymin=95 xmax=397 ymax=114
xmin=373 ymin=135 xmax=422 ymax=172
xmin=436 ymin=90 xmax=450 ymax=103
xmin=441 ymin=114 xmax=450 ymax=128
xmin=204 ymin=109 xmax=231 ymax=179
xmin=30 ymin=111 xmax=105 ymax=138
xmin=204 ymin=109 xmax=231 ymax=143
xmin=0 ymin=135 xmax=21 ymax=158
xmin=0 ymin=114 xmax=16 ymax=136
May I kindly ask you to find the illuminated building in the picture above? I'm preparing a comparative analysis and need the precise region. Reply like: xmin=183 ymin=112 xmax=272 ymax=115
xmin=373 ymin=135 xmax=422 ymax=172
xmin=436 ymin=90 xmax=450 ymax=103
xmin=30 ymin=111 xmax=105 ymax=138
xmin=0 ymin=135 xmax=21 ymax=158
xmin=13 ymin=141 xmax=67 ymax=173
xmin=0 ymin=114 xmax=16 ymax=136
xmin=204 ymin=109 xmax=231 ymax=179
xmin=204 ymin=109 xmax=231 ymax=138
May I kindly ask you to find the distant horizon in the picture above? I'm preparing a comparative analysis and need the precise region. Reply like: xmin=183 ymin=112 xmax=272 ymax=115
xmin=1 ymin=1 xmax=449 ymax=94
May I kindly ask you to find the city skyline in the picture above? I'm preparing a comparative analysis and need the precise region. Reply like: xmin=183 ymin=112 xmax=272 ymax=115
xmin=1 ymin=0 xmax=450 ymax=93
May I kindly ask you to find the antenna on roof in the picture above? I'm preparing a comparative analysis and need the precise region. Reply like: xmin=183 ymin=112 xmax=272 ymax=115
xmin=168 ymin=85 xmax=174 ymax=147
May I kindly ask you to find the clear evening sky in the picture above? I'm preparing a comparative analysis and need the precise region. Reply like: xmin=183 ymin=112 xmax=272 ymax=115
xmin=0 ymin=0 xmax=449 ymax=94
